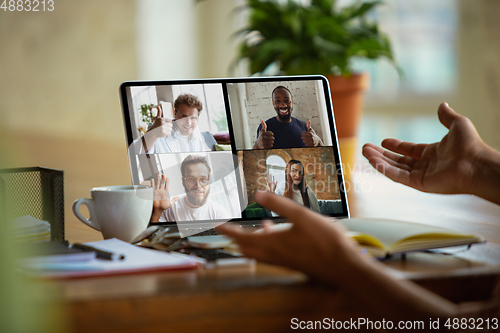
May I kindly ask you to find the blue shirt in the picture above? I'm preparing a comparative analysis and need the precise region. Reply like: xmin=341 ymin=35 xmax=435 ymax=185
xmin=256 ymin=117 xmax=308 ymax=149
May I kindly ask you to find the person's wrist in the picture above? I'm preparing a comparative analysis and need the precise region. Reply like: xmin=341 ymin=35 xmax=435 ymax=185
xmin=150 ymin=208 xmax=163 ymax=222
xmin=151 ymin=130 xmax=160 ymax=140
xmin=145 ymin=128 xmax=159 ymax=140
xmin=470 ymin=144 xmax=500 ymax=204
xmin=316 ymin=231 xmax=367 ymax=287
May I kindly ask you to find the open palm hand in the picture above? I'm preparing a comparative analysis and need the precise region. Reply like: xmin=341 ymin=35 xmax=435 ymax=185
xmin=362 ymin=103 xmax=486 ymax=195
xmin=267 ymin=174 xmax=277 ymax=193
xmin=151 ymin=174 xmax=179 ymax=212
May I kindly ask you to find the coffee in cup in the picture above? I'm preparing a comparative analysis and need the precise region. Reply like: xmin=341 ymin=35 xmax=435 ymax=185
xmin=72 ymin=185 xmax=153 ymax=242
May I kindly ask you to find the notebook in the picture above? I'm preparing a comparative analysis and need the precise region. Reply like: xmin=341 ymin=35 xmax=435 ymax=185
xmin=119 ymin=76 xmax=349 ymax=237
xmin=340 ymin=218 xmax=485 ymax=258
xmin=238 ymin=219 xmax=485 ymax=259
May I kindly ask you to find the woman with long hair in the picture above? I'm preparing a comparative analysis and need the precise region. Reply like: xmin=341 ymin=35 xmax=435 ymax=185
xmin=267 ymin=159 xmax=320 ymax=213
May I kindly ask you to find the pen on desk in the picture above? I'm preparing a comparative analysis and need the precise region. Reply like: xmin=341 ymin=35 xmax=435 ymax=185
xmin=71 ymin=243 xmax=125 ymax=261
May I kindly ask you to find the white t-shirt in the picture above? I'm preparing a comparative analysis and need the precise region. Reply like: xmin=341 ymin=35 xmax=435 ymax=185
xmin=136 ymin=126 xmax=211 ymax=154
xmin=177 ymin=134 xmax=190 ymax=152
xmin=160 ymin=194 xmax=231 ymax=222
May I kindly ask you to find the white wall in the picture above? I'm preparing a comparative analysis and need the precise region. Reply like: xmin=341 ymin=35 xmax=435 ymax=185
xmin=136 ymin=0 xmax=199 ymax=80
xmin=456 ymin=0 xmax=500 ymax=149
xmin=0 ymin=0 xmax=136 ymax=142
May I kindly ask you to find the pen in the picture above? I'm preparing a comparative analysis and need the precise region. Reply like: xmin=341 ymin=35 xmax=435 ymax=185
xmin=71 ymin=243 xmax=125 ymax=261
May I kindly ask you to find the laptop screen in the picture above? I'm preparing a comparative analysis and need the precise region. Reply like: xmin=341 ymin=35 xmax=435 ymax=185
xmin=120 ymin=76 xmax=348 ymax=235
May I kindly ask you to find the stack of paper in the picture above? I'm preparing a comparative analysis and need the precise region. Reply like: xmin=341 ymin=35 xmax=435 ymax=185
xmin=22 ymin=238 xmax=199 ymax=279
xmin=8 ymin=215 xmax=51 ymax=243
xmin=22 ymin=241 xmax=97 ymax=264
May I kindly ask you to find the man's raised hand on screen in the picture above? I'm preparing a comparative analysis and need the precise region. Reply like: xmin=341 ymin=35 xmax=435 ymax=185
xmin=301 ymin=120 xmax=323 ymax=147
xmin=147 ymin=104 xmax=173 ymax=139
xmin=150 ymin=174 xmax=179 ymax=223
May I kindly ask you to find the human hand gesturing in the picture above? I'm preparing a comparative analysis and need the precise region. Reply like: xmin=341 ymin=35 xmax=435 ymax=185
xmin=150 ymin=174 xmax=179 ymax=223
xmin=362 ymin=103 xmax=486 ymax=195
xmin=301 ymin=120 xmax=323 ymax=147
xmin=266 ymin=174 xmax=277 ymax=193
xmin=147 ymin=104 xmax=173 ymax=138
xmin=217 ymin=191 xmax=359 ymax=285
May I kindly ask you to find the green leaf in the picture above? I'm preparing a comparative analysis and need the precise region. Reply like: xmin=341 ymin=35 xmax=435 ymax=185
xmin=235 ymin=0 xmax=398 ymax=77
xmin=339 ymin=1 xmax=382 ymax=22
xmin=311 ymin=0 xmax=335 ymax=15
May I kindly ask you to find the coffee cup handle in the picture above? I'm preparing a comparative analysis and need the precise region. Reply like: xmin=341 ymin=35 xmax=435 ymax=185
xmin=72 ymin=198 xmax=101 ymax=231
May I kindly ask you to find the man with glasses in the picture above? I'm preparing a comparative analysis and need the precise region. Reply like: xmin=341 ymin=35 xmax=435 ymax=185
xmin=140 ymin=93 xmax=216 ymax=153
xmin=150 ymin=155 xmax=230 ymax=222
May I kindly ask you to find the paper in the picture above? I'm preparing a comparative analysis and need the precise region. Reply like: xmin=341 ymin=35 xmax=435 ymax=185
xmin=24 ymin=238 xmax=198 ymax=278
xmin=22 ymin=241 xmax=97 ymax=265
xmin=8 ymin=215 xmax=51 ymax=242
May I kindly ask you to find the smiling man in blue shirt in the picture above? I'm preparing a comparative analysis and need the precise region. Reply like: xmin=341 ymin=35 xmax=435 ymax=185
xmin=253 ymin=86 xmax=323 ymax=149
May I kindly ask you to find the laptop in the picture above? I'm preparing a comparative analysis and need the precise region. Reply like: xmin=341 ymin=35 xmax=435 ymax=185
xmin=119 ymin=76 xmax=349 ymax=239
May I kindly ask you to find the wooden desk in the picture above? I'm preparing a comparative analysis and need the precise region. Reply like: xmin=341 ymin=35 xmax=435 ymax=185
xmin=54 ymin=169 xmax=500 ymax=333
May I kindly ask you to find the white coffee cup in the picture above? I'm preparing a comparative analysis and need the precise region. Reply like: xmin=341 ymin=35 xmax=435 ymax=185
xmin=72 ymin=185 xmax=153 ymax=242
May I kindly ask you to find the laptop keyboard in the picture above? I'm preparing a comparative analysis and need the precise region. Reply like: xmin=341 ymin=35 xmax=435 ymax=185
xmin=188 ymin=224 xmax=262 ymax=236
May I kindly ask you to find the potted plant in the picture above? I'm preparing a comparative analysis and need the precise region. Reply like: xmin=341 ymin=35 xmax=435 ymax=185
xmin=235 ymin=0 xmax=398 ymax=177
xmin=137 ymin=103 xmax=155 ymax=135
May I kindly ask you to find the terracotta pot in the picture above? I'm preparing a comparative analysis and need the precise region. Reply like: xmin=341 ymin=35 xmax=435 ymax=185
xmin=326 ymin=73 xmax=369 ymax=139
xmin=326 ymin=73 xmax=369 ymax=184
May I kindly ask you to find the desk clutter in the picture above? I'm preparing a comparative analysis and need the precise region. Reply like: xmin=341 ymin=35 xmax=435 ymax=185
xmin=8 ymin=215 xmax=51 ymax=243
xmin=20 ymin=238 xmax=199 ymax=279
xmin=0 ymin=166 xmax=65 ymax=242
xmin=16 ymin=216 xmax=486 ymax=279
xmin=3 ymin=165 xmax=484 ymax=278
xmin=18 ymin=225 xmax=256 ymax=279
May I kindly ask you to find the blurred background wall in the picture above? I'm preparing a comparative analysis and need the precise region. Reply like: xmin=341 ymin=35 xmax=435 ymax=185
xmin=0 ymin=0 xmax=136 ymax=142
xmin=349 ymin=0 xmax=500 ymax=152
xmin=0 ymin=0 xmax=499 ymax=242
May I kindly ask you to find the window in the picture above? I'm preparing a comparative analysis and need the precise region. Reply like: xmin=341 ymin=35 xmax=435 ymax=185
xmin=172 ymin=84 xmax=228 ymax=134
xmin=130 ymin=86 xmax=158 ymax=135
xmin=266 ymin=154 xmax=287 ymax=192
xmin=348 ymin=0 xmax=458 ymax=147
xmin=347 ymin=0 xmax=458 ymax=98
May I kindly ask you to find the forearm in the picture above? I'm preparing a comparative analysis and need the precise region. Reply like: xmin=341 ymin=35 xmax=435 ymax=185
xmin=141 ymin=132 xmax=159 ymax=153
xmin=471 ymin=145 xmax=500 ymax=205
xmin=349 ymin=260 xmax=456 ymax=320
xmin=150 ymin=208 xmax=163 ymax=223
xmin=253 ymin=138 xmax=262 ymax=149
xmin=323 ymin=250 xmax=457 ymax=321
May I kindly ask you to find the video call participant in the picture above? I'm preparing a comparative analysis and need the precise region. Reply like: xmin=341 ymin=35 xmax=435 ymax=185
xmin=150 ymin=155 xmax=230 ymax=223
xmin=140 ymin=94 xmax=216 ymax=154
xmin=253 ymin=86 xmax=323 ymax=149
xmin=267 ymin=159 xmax=320 ymax=214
